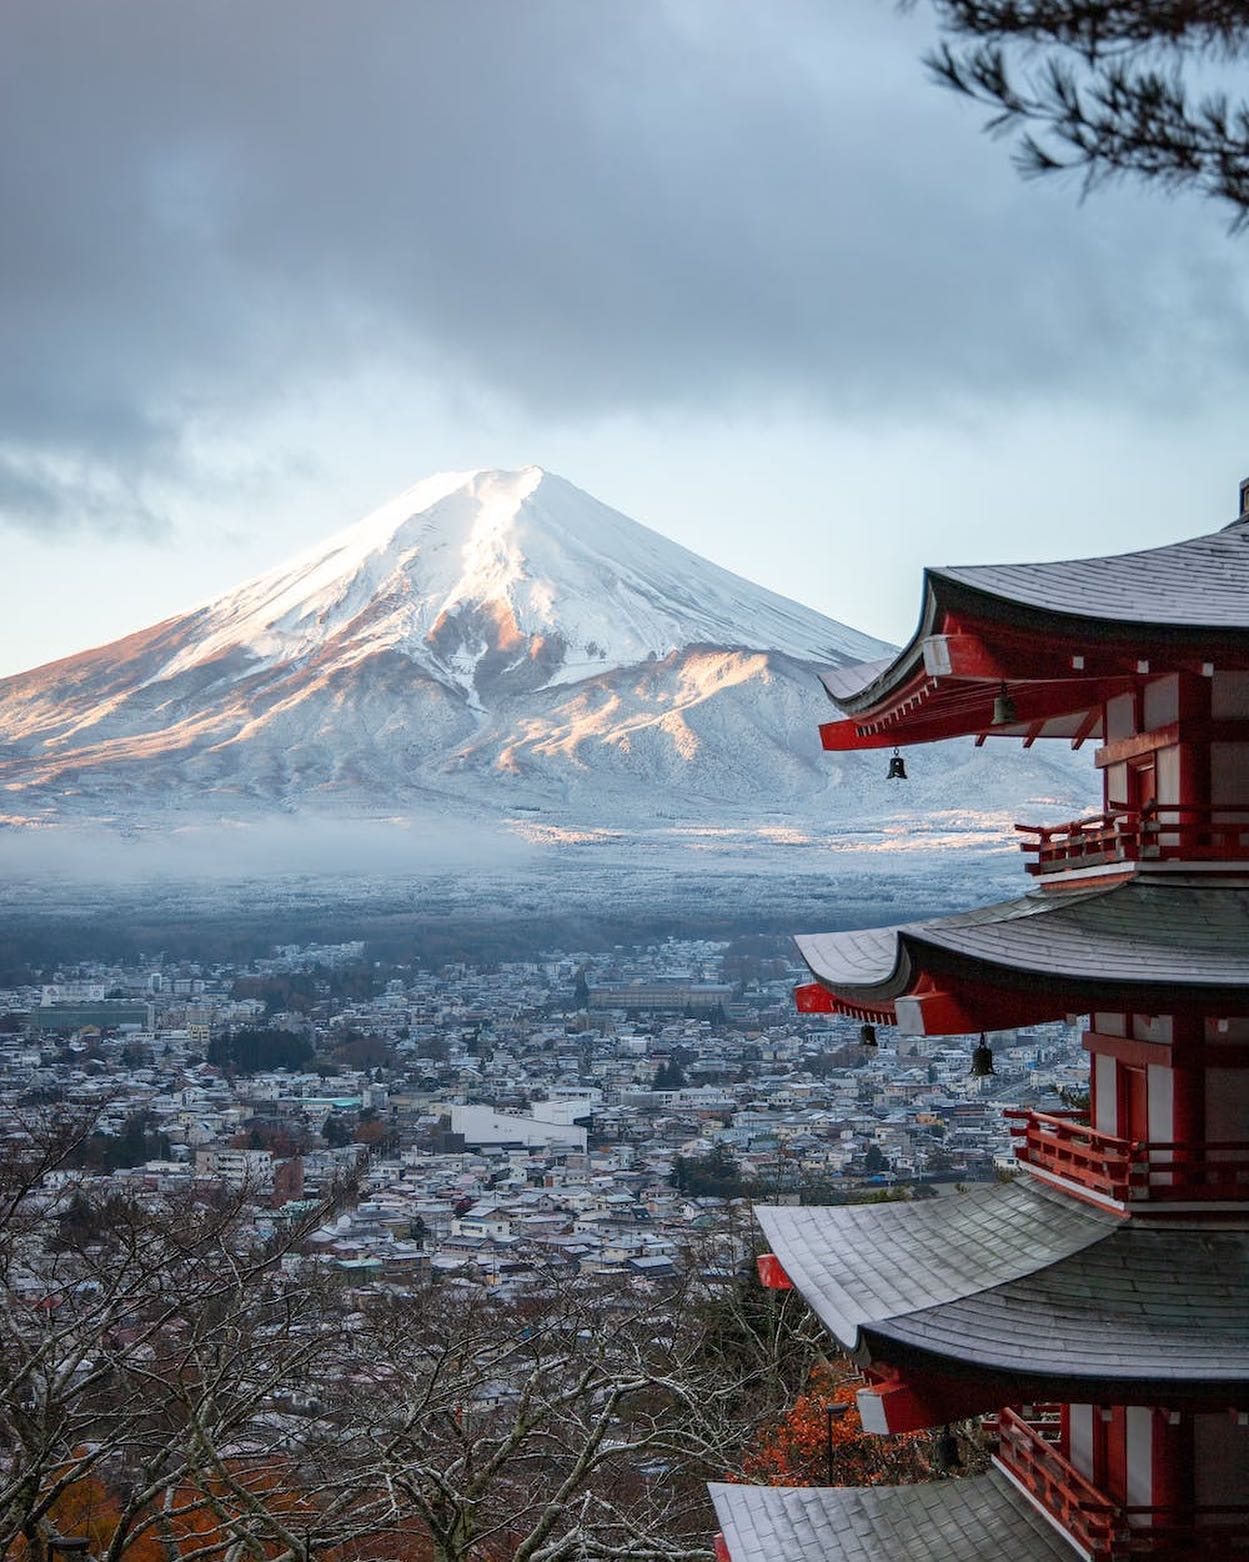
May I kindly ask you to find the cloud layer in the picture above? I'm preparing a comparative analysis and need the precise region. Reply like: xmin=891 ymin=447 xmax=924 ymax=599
xmin=3 ymin=0 xmax=1247 ymax=535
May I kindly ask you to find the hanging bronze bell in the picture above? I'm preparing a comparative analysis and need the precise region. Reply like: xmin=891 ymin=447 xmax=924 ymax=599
xmin=886 ymin=748 xmax=907 ymax=780
xmin=970 ymin=1035 xmax=995 ymax=1076
xmin=991 ymin=682 xmax=1018 ymax=727
xmin=859 ymin=1023 xmax=878 ymax=1047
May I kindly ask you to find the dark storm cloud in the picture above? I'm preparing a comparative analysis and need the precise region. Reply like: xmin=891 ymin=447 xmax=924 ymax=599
xmin=1 ymin=0 xmax=1245 ymax=533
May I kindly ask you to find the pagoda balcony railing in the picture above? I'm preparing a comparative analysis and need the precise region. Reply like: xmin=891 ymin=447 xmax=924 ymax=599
xmin=1005 ymin=1110 xmax=1249 ymax=1203
xmin=1015 ymin=804 xmax=1249 ymax=875
xmin=994 ymin=1409 xmax=1249 ymax=1559
xmin=993 ymin=1407 xmax=1117 ymax=1555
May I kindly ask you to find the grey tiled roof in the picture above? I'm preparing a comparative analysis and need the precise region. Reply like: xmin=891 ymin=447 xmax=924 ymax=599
xmin=709 ymin=1472 xmax=1080 ymax=1562
xmin=882 ymin=1224 xmax=1249 ymax=1383
xmin=936 ymin=518 xmax=1249 ymax=628
xmin=795 ymin=880 xmax=1249 ymax=1001
xmin=819 ymin=655 xmax=897 ymax=701
xmin=756 ymin=1182 xmax=1249 ymax=1386
xmin=820 ymin=517 xmax=1249 ymax=710
xmin=755 ymin=1181 xmax=1111 ymax=1351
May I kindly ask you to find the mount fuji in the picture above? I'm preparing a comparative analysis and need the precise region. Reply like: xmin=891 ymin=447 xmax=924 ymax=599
xmin=0 ymin=467 xmax=1091 ymax=850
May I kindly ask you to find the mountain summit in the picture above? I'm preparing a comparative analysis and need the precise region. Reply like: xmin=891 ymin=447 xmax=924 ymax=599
xmin=157 ymin=466 xmax=888 ymax=705
xmin=0 ymin=468 xmax=1085 ymax=832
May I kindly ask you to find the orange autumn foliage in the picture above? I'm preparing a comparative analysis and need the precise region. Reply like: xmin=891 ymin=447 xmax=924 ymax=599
xmin=12 ymin=1469 xmax=434 ymax=1562
xmin=10 ymin=1477 xmax=165 ymax=1562
xmin=739 ymin=1362 xmax=929 ymax=1488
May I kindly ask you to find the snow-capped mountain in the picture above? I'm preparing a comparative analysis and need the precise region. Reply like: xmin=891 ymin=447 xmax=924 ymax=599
xmin=0 ymin=467 xmax=1091 ymax=835
xmin=158 ymin=466 xmax=886 ymax=699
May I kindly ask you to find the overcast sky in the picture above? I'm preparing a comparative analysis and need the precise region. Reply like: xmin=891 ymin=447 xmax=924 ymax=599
xmin=3 ymin=0 xmax=1248 ymax=675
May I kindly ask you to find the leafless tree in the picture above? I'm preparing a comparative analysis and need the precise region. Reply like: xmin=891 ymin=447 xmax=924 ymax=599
xmin=306 ymin=1249 xmax=818 ymax=1562
xmin=0 ymin=1112 xmax=366 ymax=1562
xmin=0 ymin=1119 xmax=813 ymax=1562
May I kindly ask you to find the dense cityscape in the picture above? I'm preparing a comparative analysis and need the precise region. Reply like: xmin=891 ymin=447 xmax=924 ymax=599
xmin=0 ymin=933 xmax=1086 ymax=1300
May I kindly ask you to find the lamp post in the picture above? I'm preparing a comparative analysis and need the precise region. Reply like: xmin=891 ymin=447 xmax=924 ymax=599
xmin=47 ymin=1539 xmax=92 ymax=1562
xmin=824 ymin=1400 xmax=851 ymax=1486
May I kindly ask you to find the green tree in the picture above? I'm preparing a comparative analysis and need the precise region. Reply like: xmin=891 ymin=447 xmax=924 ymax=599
xmin=653 ymin=1057 xmax=688 ymax=1090
xmin=322 ymin=1113 xmax=353 ymax=1148
xmin=207 ymin=1027 xmax=313 ymax=1075
xmin=921 ymin=0 xmax=1249 ymax=225
xmin=672 ymin=1143 xmax=744 ymax=1199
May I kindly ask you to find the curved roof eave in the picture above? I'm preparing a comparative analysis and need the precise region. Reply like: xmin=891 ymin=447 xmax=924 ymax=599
xmin=754 ymin=1181 xmax=1112 ymax=1357
xmin=819 ymin=518 xmax=1249 ymax=720
xmin=756 ymin=1186 xmax=1249 ymax=1387
xmin=796 ymin=881 xmax=1249 ymax=1004
xmin=817 ymin=570 xmax=942 ymax=714
xmin=793 ymin=923 xmax=915 ymax=1003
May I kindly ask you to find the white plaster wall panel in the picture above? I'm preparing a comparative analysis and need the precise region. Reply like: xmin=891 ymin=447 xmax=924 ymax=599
xmin=1143 ymin=676 xmax=1179 ymax=730
xmin=1068 ymin=1404 xmax=1094 ymax=1481
xmin=1147 ymin=1065 xmax=1175 ymax=1176
xmin=1094 ymin=1053 xmax=1119 ymax=1136
xmin=1125 ymin=1406 xmax=1153 ymax=1520
xmin=1155 ymin=747 xmax=1181 ymax=845
xmin=1107 ymin=693 xmax=1137 ymax=742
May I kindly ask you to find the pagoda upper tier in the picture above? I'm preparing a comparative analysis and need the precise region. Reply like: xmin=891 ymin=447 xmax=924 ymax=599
xmin=820 ymin=511 xmax=1249 ymax=750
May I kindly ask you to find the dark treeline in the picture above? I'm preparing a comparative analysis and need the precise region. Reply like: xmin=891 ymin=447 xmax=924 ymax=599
xmin=0 ymin=892 xmax=952 ymax=977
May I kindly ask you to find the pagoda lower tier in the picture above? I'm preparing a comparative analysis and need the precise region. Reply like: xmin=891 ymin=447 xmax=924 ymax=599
xmin=715 ymin=1179 xmax=1249 ymax=1561
xmin=712 ymin=875 xmax=1249 ymax=1559
xmin=753 ymin=1183 xmax=1249 ymax=1432
xmin=710 ymin=1472 xmax=1084 ymax=1562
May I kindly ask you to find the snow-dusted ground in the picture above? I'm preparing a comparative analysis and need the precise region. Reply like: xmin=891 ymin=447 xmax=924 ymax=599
xmin=0 ymin=819 xmax=1025 ymax=952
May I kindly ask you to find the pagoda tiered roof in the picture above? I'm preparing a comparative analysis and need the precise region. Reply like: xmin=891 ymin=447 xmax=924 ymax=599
xmin=817 ymin=515 xmax=1249 ymax=749
xmin=795 ymin=878 xmax=1249 ymax=1031
xmin=709 ymin=501 xmax=1249 ymax=1561
xmin=930 ymin=520 xmax=1249 ymax=633
xmin=755 ymin=1181 xmax=1249 ymax=1399
xmin=709 ymin=1471 xmax=1079 ymax=1562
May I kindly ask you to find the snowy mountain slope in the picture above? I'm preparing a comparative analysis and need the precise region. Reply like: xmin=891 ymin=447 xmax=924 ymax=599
xmin=0 ymin=467 xmax=1092 ymax=832
xmin=152 ymin=466 xmax=888 ymax=698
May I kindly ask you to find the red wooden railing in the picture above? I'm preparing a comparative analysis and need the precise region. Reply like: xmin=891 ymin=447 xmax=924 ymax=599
xmin=994 ymin=1407 xmax=1118 ymax=1555
xmin=1005 ymin=1110 xmax=1249 ymax=1203
xmin=1015 ymin=804 xmax=1249 ymax=874
xmin=994 ymin=1409 xmax=1249 ymax=1558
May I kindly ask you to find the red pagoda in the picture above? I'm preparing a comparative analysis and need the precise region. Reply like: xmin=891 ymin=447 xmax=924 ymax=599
xmin=710 ymin=494 xmax=1249 ymax=1559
